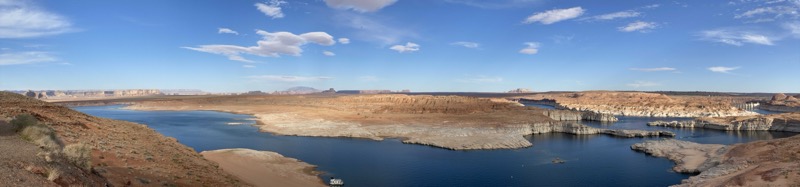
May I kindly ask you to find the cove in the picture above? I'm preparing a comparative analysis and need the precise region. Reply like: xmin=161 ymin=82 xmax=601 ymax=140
xmin=73 ymin=105 xmax=798 ymax=186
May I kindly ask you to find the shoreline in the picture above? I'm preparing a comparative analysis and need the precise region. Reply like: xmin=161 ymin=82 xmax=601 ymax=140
xmin=201 ymin=149 xmax=326 ymax=187
xmin=120 ymin=103 xmax=673 ymax=150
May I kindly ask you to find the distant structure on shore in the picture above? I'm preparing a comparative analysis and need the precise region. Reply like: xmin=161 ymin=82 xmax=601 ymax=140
xmin=508 ymin=88 xmax=533 ymax=93
xmin=160 ymin=89 xmax=208 ymax=95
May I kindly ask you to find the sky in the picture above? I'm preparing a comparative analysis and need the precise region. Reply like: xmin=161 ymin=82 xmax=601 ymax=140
xmin=1 ymin=0 xmax=799 ymax=93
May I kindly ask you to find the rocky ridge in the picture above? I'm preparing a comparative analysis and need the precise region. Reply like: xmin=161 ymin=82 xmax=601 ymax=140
xmin=631 ymin=136 xmax=800 ymax=186
xmin=648 ymin=112 xmax=800 ymax=132
xmin=520 ymin=91 xmax=757 ymax=117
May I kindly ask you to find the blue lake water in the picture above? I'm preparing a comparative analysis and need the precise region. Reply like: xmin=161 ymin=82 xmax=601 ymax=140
xmin=73 ymin=105 xmax=798 ymax=187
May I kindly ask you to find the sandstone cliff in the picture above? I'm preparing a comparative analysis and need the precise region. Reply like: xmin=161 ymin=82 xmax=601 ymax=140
xmin=648 ymin=112 xmax=800 ymax=132
xmin=520 ymin=91 xmax=757 ymax=117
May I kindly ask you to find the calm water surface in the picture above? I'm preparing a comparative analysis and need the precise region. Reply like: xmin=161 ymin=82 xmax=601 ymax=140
xmin=74 ymin=105 xmax=798 ymax=187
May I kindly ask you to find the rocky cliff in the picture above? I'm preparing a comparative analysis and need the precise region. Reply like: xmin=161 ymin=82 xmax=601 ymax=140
xmin=0 ymin=92 xmax=243 ymax=186
xmin=521 ymin=91 xmax=757 ymax=117
xmin=631 ymin=136 xmax=800 ymax=186
xmin=648 ymin=112 xmax=800 ymax=132
xmin=542 ymin=109 xmax=618 ymax=122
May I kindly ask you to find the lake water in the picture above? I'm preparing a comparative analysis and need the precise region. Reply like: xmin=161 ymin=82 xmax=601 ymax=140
xmin=73 ymin=105 xmax=798 ymax=187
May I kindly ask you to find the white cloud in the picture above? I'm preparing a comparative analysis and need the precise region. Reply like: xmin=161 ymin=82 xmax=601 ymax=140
xmin=519 ymin=42 xmax=540 ymax=55
xmin=334 ymin=12 xmax=416 ymax=45
xmin=523 ymin=7 xmax=585 ymax=24
xmin=389 ymin=42 xmax=420 ymax=53
xmin=699 ymin=29 xmax=775 ymax=46
xmin=218 ymin=28 xmax=238 ymax=35
xmin=323 ymin=51 xmax=336 ymax=56
xmin=243 ymin=64 xmax=256 ymax=68
xmin=255 ymin=0 xmax=286 ymax=19
xmin=324 ymin=0 xmax=398 ymax=12
xmin=248 ymin=75 xmax=333 ymax=82
xmin=626 ymin=81 xmax=659 ymax=88
xmin=358 ymin=76 xmax=379 ymax=82
xmin=457 ymin=76 xmax=503 ymax=83
xmin=642 ymin=4 xmax=660 ymax=9
xmin=618 ymin=21 xmax=657 ymax=32
xmin=0 ymin=51 xmax=58 ymax=65
xmin=591 ymin=10 xmax=641 ymax=20
xmin=0 ymin=0 xmax=74 ymax=38
xmin=184 ymin=30 xmax=336 ymax=62
xmin=784 ymin=22 xmax=800 ymax=38
xmin=708 ymin=66 xmax=740 ymax=73
xmin=451 ymin=41 xmax=480 ymax=48
xmin=629 ymin=67 xmax=677 ymax=72
xmin=338 ymin=38 xmax=351 ymax=44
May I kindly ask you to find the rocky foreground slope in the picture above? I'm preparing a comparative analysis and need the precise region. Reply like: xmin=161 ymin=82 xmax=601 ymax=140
xmin=648 ymin=112 xmax=800 ymax=132
xmin=520 ymin=91 xmax=757 ymax=117
xmin=0 ymin=91 xmax=246 ymax=186
xmin=89 ymin=94 xmax=673 ymax=150
xmin=632 ymin=136 xmax=800 ymax=186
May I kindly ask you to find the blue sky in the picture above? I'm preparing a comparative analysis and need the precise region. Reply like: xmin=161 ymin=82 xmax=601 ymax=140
xmin=1 ymin=0 xmax=799 ymax=93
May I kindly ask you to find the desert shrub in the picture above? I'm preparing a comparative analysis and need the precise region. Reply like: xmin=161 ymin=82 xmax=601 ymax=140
xmin=47 ymin=167 xmax=63 ymax=181
xmin=20 ymin=124 xmax=63 ymax=151
xmin=63 ymin=143 xmax=92 ymax=170
xmin=11 ymin=113 xmax=38 ymax=132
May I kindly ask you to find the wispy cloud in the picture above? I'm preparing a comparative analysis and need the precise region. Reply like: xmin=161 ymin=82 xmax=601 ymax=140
xmin=184 ymin=30 xmax=336 ymax=62
xmin=708 ymin=66 xmax=740 ymax=73
xmin=629 ymin=67 xmax=677 ymax=72
xmin=323 ymin=51 xmax=336 ymax=56
xmin=218 ymin=28 xmax=238 ymax=35
xmin=0 ymin=51 xmax=58 ymax=65
xmin=334 ymin=12 xmax=417 ymax=45
xmin=785 ymin=22 xmax=800 ymax=38
xmin=389 ymin=42 xmax=420 ymax=53
xmin=0 ymin=0 xmax=74 ymax=38
xmin=590 ymin=10 xmax=641 ymax=20
xmin=457 ymin=76 xmax=503 ymax=83
xmin=249 ymin=75 xmax=333 ymax=82
xmin=523 ymin=7 xmax=585 ymax=25
xmin=627 ymin=81 xmax=660 ymax=88
xmin=699 ymin=29 xmax=775 ymax=46
xmin=255 ymin=0 xmax=286 ymax=19
xmin=451 ymin=41 xmax=480 ymax=48
xmin=242 ymin=64 xmax=256 ymax=68
xmin=519 ymin=42 xmax=540 ymax=55
xmin=324 ymin=0 xmax=398 ymax=12
xmin=618 ymin=21 xmax=657 ymax=32
xmin=338 ymin=38 xmax=351 ymax=44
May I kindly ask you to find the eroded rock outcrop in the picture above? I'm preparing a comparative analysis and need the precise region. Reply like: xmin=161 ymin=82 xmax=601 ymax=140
xmin=631 ymin=139 xmax=726 ymax=173
xmin=648 ymin=112 xmax=800 ymax=132
xmin=542 ymin=109 xmax=618 ymax=122
xmin=631 ymin=136 xmax=800 ymax=186
xmin=521 ymin=91 xmax=757 ymax=117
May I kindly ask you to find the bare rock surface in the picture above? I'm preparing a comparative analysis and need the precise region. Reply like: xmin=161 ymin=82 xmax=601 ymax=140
xmin=648 ymin=112 xmax=800 ymax=132
xmin=632 ymin=136 xmax=800 ymax=187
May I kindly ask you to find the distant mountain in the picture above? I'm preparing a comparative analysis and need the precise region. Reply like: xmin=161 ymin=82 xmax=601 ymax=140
xmin=271 ymin=86 xmax=321 ymax=95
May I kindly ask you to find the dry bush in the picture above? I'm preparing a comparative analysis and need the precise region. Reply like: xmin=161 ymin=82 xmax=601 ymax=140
xmin=20 ymin=124 xmax=64 ymax=151
xmin=10 ymin=113 xmax=38 ymax=132
xmin=63 ymin=143 xmax=92 ymax=171
xmin=47 ymin=167 xmax=63 ymax=182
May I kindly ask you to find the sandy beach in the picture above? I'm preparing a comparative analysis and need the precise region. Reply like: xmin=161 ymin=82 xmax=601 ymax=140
xmin=201 ymin=149 xmax=325 ymax=187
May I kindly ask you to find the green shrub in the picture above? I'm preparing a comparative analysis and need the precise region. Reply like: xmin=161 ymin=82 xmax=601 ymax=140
xmin=11 ymin=114 xmax=38 ymax=132
xmin=63 ymin=143 xmax=92 ymax=171
xmin=20 ymin=124 xmax=63 ymax=151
